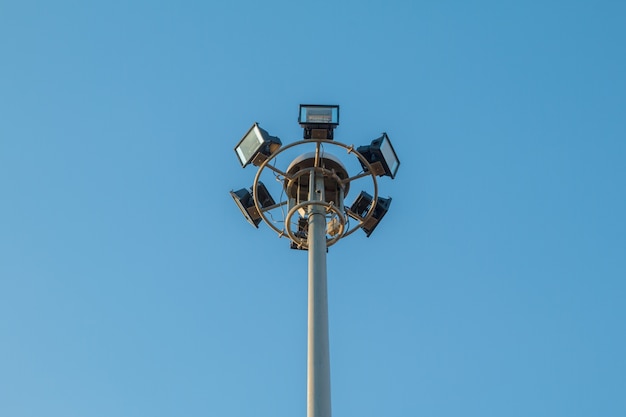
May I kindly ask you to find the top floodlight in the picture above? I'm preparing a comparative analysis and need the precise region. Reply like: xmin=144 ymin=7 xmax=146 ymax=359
xmin=357 ymin=132 xmax=400 ymax=179
xmin=298 ymin=104 xmax=339 ymax=140
xmin=234 ymin=123 xmax=282 ymax=168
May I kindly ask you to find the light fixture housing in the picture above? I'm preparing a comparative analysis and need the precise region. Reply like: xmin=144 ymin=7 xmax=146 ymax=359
xmin=290 ymin=217 xmax=309 ymax=250
xmin=298 ymin=104 xmax=340 ymax=140
xmin=234 ymin=123 xmax=282 ymax=168
xmin=349 ymin=191 xmax=392 ymax=237
xmin=357 ymin=132 xmax=400 ymax=179
xmin=229 ymin=182 xmax=276 ymax=228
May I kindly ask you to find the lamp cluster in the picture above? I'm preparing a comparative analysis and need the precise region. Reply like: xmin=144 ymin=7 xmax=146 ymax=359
xmin=230 ymin=105 xmax=400 ymax=247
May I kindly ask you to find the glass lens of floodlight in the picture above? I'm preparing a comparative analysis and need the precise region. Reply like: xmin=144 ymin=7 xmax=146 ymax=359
xmin=380 ymin=134 xmax=399 ymax=178
xmin=299 ymin=105 xmax=339 ymax=125
xmin=235 ymin=125 xmax=264 ymax=166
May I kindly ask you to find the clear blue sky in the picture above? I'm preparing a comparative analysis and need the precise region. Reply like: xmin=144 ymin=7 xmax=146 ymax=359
xmin=1 ymin=1 xmax=625 ymax=416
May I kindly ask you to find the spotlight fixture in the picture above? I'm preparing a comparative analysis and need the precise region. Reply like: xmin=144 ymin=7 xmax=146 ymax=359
xmin=234 ymin=123 xmax=282 ymax=168
xmin=290 ymin=217 xmax=309 ymax=250
xmin=349 ymin=191 xmax=392 ymax=237
xmin=357 ymin=132 xmax=400 ymax=179
xmin=298 ymin=104 xmax=339 ymax=140
xmin=230 ymin=182 xmax=276 ymax=228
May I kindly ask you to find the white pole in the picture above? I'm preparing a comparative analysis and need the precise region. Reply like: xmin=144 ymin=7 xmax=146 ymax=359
xmin=307 ymin=169 xmax=332 ymax=417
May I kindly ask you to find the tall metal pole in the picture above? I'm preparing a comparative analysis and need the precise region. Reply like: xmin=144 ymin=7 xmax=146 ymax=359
xmin=307 ymin=168 xmax=332 ymax=417
xmin=232 ymin=106 xmax=398 ymax=417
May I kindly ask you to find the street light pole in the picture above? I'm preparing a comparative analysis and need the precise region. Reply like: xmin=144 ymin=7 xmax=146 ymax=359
xmin=230 ymin=104 xmax=400 ymax=417
xmin=307 ymin=169 xmax=331 ymax=417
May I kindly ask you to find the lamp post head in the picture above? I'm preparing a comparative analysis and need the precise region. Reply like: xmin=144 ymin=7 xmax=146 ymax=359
xmin=231 ymin=104 xmax=400 ymax=244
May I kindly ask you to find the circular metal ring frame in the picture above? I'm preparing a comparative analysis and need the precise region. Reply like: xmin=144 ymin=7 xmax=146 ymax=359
xmin=252 ymin=139 xmax=380 ymax=246
xmin=285 ymin=200 xmax=346 ymax=249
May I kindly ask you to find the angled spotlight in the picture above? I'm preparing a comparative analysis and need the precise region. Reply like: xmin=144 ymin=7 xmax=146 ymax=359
xmin=229 ymin=182 xmax=276 ymax=228
xmin=255 ymin=181 xmax=276 ymax=209
xmin=290 ymin=217 xmax=309 ymax=250
xmin=349 ymin=191 xmax=392 ymax=237
xmin=357 ymin=132 xmax=400 ymax=179
xmin=298 ymin=104 xmax=339 ymax=139
xmin=230 ymin=188 xmax=261 ymax=228
xmin=234 ymin=123 xmax=282 ymax=168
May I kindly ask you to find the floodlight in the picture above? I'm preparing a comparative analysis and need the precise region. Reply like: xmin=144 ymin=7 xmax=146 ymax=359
xmin=290 ymin=217 xmax=309 ymax=250
xmin=349 ymin=191 xmax=392 ymax=237
xmin=229 ymin=182 xmax=276 ymax=228
xmin=357 ymin=133 xmax=400 ymax=179
xmin=234 ymin=123 xmax=282 ymax=168
xmin=298 ymin=104 xmax=339 ymax=139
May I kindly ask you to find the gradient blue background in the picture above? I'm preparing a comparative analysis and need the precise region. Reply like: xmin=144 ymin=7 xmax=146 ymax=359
xmin=1 ymin=1 xmax=625 ymax=416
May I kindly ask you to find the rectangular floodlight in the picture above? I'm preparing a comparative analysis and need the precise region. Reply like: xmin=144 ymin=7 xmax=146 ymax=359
xmin=357 ymin=132 xmax=400 ymax=179
xmin=234 ymin=123 xmax=281 ymax=168
xmin=230 ymin=188 xmax=261 ymax=228
xmin=229 ymin=182 xmax=276 ymax=228
xmin=349 ymin=191 xmax=392 ymax=237
xmin=298 ymin=105 xmax=339 ymax=126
